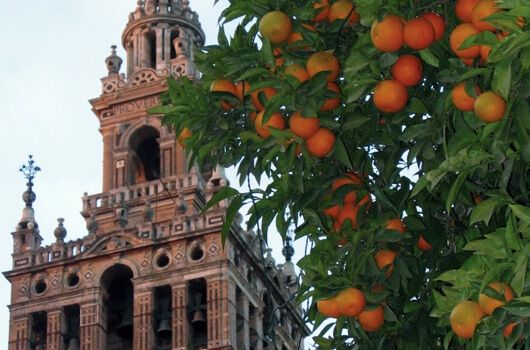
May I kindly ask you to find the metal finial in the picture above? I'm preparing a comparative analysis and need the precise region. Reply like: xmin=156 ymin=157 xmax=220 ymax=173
xmin=282 ymin=234 xmax=295 ymax=262
xmin=19 ymin=155 xmax=41 ymax=187
xmin=105 ymin=45 xmax=123 ymax=75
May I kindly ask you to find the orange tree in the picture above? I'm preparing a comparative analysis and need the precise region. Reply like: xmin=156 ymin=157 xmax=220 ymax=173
xmin=151 ymin=0 xmax=530 ymax=348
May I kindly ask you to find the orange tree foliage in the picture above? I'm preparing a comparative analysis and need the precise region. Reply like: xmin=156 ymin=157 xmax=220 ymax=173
xmin=151 ymin=0 xmax=530 ymax=348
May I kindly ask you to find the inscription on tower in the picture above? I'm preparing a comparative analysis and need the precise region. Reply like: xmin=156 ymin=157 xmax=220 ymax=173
xmin=112 ymin=96 xmax=159 ymax=117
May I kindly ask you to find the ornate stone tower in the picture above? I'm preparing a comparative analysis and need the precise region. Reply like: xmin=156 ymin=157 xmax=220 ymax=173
xmin=4 ymin=1 xmax=307 ymax=350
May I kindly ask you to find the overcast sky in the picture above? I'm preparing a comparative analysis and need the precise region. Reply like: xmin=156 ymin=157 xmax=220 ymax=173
xmin=0 ymin=0 xmax=312 ymax=347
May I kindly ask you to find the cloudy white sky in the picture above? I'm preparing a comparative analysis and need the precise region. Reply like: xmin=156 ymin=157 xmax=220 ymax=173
xmin=0 ymin=0 xmax=312 ymax=347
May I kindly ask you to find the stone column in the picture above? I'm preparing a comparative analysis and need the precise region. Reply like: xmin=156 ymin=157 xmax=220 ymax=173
xmin=236 ymin=290 xmax=250 ymax=350
xmin=101 ymin=127 xmax=114 ymax=192
xmin=133 ymin=290 xmax=154 ymax=350
xmin=47 ymin=309 xmax=66 ymax=350
xmin=172 ymin=283 xmax=188 ymax=350
xmin=207 ymin=277 xmax=235 ymax=349
xmin=8 ymin=316 xmax=32 ymax=350
xmin=249 ymin=306 xmax=263 ymax=350
xmin=160 ymin=137 xmax=175 ymax=178
xmin=79 ymin=290 xmax=106 ymax=350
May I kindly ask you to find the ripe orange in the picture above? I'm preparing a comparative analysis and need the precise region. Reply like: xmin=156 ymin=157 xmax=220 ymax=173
xmin=306 ymin=51 xmax=340 ymax=82
xmin=259 ymin=11 xmax=292 ymax=44
xmin=373 ymin=80 xmax=408 ymax=113
xmin=285 ymin=64 xmax=310 ymax=83
xmin=335 ymin=287 xmax=366 ymax=317
xmin=417 ymin=234 xmax=433 ymax=251
xmin=287 ymin=24 xmax=316 ymax=47
xmin=317 ymin=296 xmax=340 ymax=318
xmin=371 ymin=15 xmax=405 ymax=52
xmin=332 ymin=173 xmax=362 ymax=204
xmin=312 ymin=0 xmax=330 ymax=23
xmin=478 ymin=282 xmax=514 ymax=315
xmin=375 ymin=250 xmax=397 ymax=277
xmin=177 ymin=127 xmax=192 ymax=148
xmin=455 ymin=0 xmax=480 ymax=23
xmin=235 ymin=81 xmax=250 ymax=102
xmin=324 ymin=204 xmax=341 ymax=219
xmin=480 ymin=45 xmax=491 ymax=63
xmin=320 ymin=82 xmax=341 ymax=111
xmin=386 ymin=218 xmax=406 ymax=233
xmin=471 ymin=0 xmax=501 ymax=32
xmin=210 ymin=79 xmax=237 ymax=110
xmin=474 ymin=91 xmax=506 ymax=123
xmin=289 ymin=111 xmax=320 ymax=138
xmin=254 ymin=111 xmax=286 ymax=138
xmin=335 ymin=204 xmax=360 ymax=230
xmin=420 ymin=12 xmax=446 ymax=41
xmin=451 ymin=82 xmax=481 ymax=111
xmin=248 ymin=111 xmax=257 ymax=125
xmin=450 ymin=23 xmax=481 ymax=59
xmin=328 ymin=0 xmax=360 ymax=25
xmin=450 ymin=301 xmax=485 ymax=339
xmin=503 ymin=323 xmax=516 ymax=337
xmin=306 ymin=127 xmax=336 ymax=157
xmin=462 ymin=58 xmax=475 ymax=66
xmin=358 ymin=305 xmax=385 ymax=332
xmin=404 ymin=17 xmax=435 ymax=50
xmin=391 ymin=55 xmax=423 ymax=87
xmin=251 ymin=86 xmax=277 ymax=111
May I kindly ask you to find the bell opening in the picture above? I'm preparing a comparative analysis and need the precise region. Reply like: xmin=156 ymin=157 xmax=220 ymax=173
xmin=154 ymin=285 xmax=172 ymax=348
xmin=188 ymin=278 xmax=207 ymax=350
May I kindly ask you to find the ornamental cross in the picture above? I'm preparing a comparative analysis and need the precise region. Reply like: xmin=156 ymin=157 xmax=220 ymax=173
xmin=19 ymin=155 xmax=41 ymax=185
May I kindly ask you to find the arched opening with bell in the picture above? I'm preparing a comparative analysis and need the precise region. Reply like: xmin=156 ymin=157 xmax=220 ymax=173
xmin=188 ymin=278 xmax=207 ymax=350
xmin=128 ymin=126 xmax=161 ymax=185
xmin=101 ymin=264 xmax=134 ymax=350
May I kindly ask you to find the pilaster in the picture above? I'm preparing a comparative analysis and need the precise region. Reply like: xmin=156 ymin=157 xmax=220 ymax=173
xmin=133 ymin=290 xmax=154 ymax=350
xmin=47 ymin=309 xmax=66 ymax=350
xmin=101 ymin=127 xmax=115 ymax=192
xmin=79 ymin=292 xmax=106 ymax=350
xmin=172 ymin=283 xmax=188 ymax=350
xmin=8 ymin=316 xmax=32 ymax=350
xmin=207 ymin=277 xmax=235 ymax=349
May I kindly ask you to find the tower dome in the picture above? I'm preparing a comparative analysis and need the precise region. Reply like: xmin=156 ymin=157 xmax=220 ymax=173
xmin=122 ymin=0 xmax=205 ymax=77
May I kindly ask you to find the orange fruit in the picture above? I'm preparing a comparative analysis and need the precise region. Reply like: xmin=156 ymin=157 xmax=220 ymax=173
xmin=471 ymin=0 xmax=501 ymax=32
xmin=331 ymin=173 xmax=368 ymax=205
xmin=386 ymin=218 xmax=406 ymax=233
xmin=375 ymin=250 xmax=397 ymax=276
xmin=210 ymin=79 xmax=237 ymax=110
xmin=324 ymin=204 xmax=341 ymax=219
xmin=306 ymin=51 xmax=340 ymax=82
xmin=335 ymin=287 xmax=366 ymax=317
xmin=235 ymin=81 xmax=250 ymax=102
xmin=335 ymin=204 xmax=360 ymax=230
xmin=289 ymin=111 xmax=320 ymax=138
xmin=417 ymin=235 xmax=432 ymax=251
xmin=177 ymin=127 xmax=192 ymax=148
xmin=287 ymin=24 xmax=316 ymax=46
xmin=328 ymin=0 xmax=360 ymax=25
xmin=450 ymin=23 xmax=481 ymax=59
xmin=478 ymin=282 xmax=514 ymax=315
xmin=373 ymin=80 xmax=408 ymax=113
xmin=306 ymin=127 xmax=336 ymax=157
xmin=285 ymin=63 xmax=310 ymax=83
xmin=248 ymin=111 xmax=257 ymax=125
xmin=358 ymin=305 xmax=385 ymax=332
xmin=455 ymin=0 xmax=480 ymax=23
xmin=317 ymin=296 xmax=341 ymax=318
xmin=404 ymin=17 xmax=435 ymax=50
xmin=451 ymin=82 xmax=481 ymax=111
xmin=480 ymin=45 xmax=491 ymax=63
xmin=391 ymin=55 xmax=423 ymax=87
xmin=312 ymin=0 xmax=330 ymax=23
xmin=320 ymin=82 xmax=341 ymax=112
xmin=450 ymin=301 xmax=485 ymax=339
xmin=503 ymin=323 xmax=516 ymax=337
xmin=259 ymin=11 xmax=292 ymax=44
xmin=420 ymin=12 xmax=446 ymax=41
xmin=251 ymin=86 xmax=277 ymax=111
xmin=254 ymin=111 xmax=285 ymax=138
xmin=371 ymin=15 xmax=405 ymax=52
xmin=474 ymin=91 xmax=506 ymax=123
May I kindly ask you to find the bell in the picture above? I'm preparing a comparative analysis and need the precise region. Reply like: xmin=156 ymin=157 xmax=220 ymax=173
xmin=156 ymin=318 xmax=172 ymax=338
xmin=191 ymin=310 xmax=206 ymax=325
xmin=116 ymin=309 xmax=133 ymax=339
xmin=66 ymin=337 xmax=80 ymax=350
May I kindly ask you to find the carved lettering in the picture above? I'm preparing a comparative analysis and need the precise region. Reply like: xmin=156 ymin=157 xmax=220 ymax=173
xmin=112 ymin=96 xmax=160 ymax=117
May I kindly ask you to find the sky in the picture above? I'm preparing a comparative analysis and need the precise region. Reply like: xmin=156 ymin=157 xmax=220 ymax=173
xmin=0 ymin=0 xmax=313 ymax=347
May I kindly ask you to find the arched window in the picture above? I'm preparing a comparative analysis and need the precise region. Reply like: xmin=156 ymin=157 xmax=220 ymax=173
xmin=129 ymin=126 xmax=161 ymax=185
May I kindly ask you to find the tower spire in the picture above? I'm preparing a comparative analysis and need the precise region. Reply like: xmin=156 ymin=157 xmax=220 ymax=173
xmin=18 ymin=155 xmax=41 ymax=229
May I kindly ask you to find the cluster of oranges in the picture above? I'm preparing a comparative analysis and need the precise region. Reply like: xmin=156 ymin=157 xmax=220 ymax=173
xmin=370 ymin=12 xmax=445 ymax=113
xmin=450 ymin=282 xmax=516 ymax=339
xmin=449 ymin=0 xmax=512 ymax=123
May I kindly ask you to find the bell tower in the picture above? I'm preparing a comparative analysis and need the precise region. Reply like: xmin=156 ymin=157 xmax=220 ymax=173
xmin=5 ymin=1 xmax=308 ymax=350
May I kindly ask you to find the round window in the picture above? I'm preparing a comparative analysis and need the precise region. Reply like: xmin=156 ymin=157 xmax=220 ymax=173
xmin=66 ymin=273 xmax=80 ymax=287
xmin=156 ymin=254 xmax=170 ymax=268
xmin=189 ymin=246 xmax=204 ymax=261
xmin=34 ymin=280 xmax=47 ymax=294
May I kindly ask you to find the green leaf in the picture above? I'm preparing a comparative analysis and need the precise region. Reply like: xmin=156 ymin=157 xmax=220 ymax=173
xmin=419 ymin=48 xmax=439 ymax=67
xmin=221 ymin=195 xmax=244 ymax=246
xmin=491 ymin=58 xmax=512 ymax=100
xmin=201 ymin=186 xmax=240 ymax=214
xmin=411 ymin=176 xmax=428 ymax=198
xmin=470 ymin=198 xmax=502 ymax=225
xmin=446 ymin=170 xmax=471 ymax=213
xmin=510 ymin=204 xmax=530 ymax=223
xmin=333 ymin=137 xmax=353 ymax=169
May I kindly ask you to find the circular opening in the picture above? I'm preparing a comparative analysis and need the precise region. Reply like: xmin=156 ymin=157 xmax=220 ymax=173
xmin=190 ymin=246 xmax=204 ymax=261
xmin=67 ymin=273 xmax=80 ymax=287
xmin=35 ymin=280 xmax=47 ymax=294
xmin=156 ymin=254 xmax=170 ymax=268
